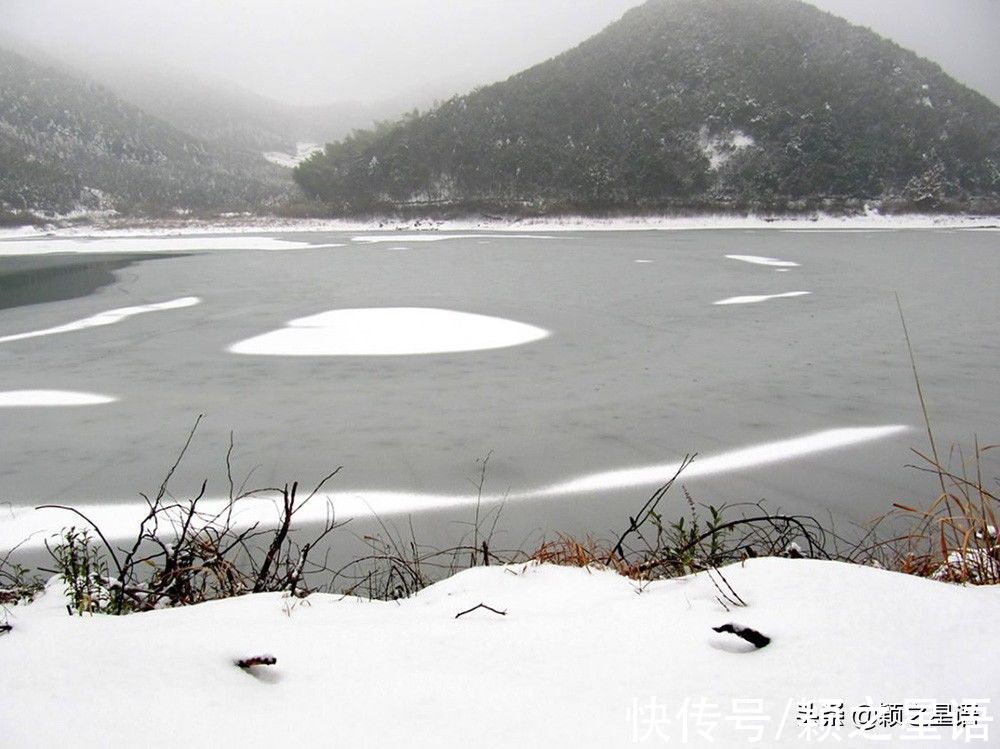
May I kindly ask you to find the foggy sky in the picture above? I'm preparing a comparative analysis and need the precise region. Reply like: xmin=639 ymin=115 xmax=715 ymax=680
xmin=2 ymin=0 xmax=998 ymax=107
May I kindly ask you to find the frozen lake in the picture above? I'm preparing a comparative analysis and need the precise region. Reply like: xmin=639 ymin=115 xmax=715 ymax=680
xmin=0 ymin=228 xmax=997 ymax=550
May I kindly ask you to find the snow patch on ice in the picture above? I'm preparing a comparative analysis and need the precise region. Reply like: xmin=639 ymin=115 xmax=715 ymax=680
xmin=0 ymin=390 xmax=116 ymax=407
xmin=228 ymin=307 xmax=551 ymax=356
xmin=534 ymin=426 xmax=910 ymax=496
xmin=0 ymin=297 xmax=200 ymax=345
xmin=0 ymin=236 xmax=343 ymax=256
xmin=714 ymin=291 xmax=811 ymax=305
xmin=0 ymin=426 xmax=910 ymax=549
xmin=726 ymin=254 xmax=800 ymax=267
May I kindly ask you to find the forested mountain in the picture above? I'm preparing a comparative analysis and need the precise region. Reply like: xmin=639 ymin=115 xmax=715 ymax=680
xmin=0 ymin=46 xmax=291 ymax=217
xmin=295 ymin=0 xmax=1000 ymax=214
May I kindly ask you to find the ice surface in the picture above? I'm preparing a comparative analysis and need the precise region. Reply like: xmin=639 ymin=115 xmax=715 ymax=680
xmin=0 ymin=390 xmax=116 ymax=407
xmin=228 ymin=307 xmax=551 ymax=356
xmin=0 ymin=297 xmax=200 ymax=344
xmin=0 ymin=426 xmax=909 ymax=549
xmin=713 ymin=291 xmax=812 ymax=305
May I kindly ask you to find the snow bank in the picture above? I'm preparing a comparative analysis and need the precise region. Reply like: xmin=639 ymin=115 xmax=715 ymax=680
xmin=3 ymin=213 xmax=996 ymax=241
xmin=714 ymin=292 xmax=812 ymax=306
xmin=0 ymin=297 xmax=199 ymax=344
xmin=228 ymin=307 xmax=551 ymax=356
xmin=351 ymin=234 xmax=553 ymax=243
xmin=0 ymin=426 xmax=909 ymax=550
xmin=1 ymin=559 xmax=994 ymax=747
xmin=0 ymin=236 xmax=343 ymax=256
xmin=0 ymin=390 xmax=116 ymax=407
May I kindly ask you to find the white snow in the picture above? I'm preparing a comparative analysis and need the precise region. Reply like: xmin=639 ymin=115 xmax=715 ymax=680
xmin=532 ymin=426 xmax=909 ymax=496
xmin=0 ymin=297 xmax=200 ymax=345
xmin=228 ymin=307 xmax=551 ymax=357
xmin=726 ymin=254 xmax=801 ymax=268
xmin=1 ymin=559 xmax=995 ymax=747
xmin=262 ymin=142 xmax=323 ymax=169
xmin=2 ymin=214 xmax=998 ymax=241
xmin=0 ymin=426 xmax=909 ymax=550
xmin=0 ymin=236 xmax=343 ymax=256
xmin=351 ymin=234 xmax=553 ymax=244
xmin=0 ymin=390 xmax=116 ymax=407
xmin=635 ymin=259 xmax=654 ymax=264
xmin=714 ymin=291 xmax=812 ymax=306
xmin=2 ymin=214 xmax=998 ymax=242
xmin=699 ymin=127 xmax=756 ymax=170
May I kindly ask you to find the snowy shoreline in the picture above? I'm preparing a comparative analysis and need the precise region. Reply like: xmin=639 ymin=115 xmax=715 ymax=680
xmin=1 ymin=212 xmax=998 ymax=240
xmin=2 ymin=559 xmax=996 ymax=747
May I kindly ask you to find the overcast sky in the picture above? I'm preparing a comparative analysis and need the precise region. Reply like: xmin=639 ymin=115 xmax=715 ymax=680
xmin=2 ymin=0 xmax=998 ymax=106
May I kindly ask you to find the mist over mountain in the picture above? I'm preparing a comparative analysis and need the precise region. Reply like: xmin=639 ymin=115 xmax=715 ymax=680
xmin=0 ymin=45 xmax=296 ymax=219
xmin=58 ymin=61 xmax=424 ymax=157
xmin=295 ymin=0 xmax=1000 ymax=215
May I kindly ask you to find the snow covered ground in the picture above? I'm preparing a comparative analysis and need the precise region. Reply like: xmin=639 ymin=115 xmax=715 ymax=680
xmin=1 ymin=213 xmax=998 ymax=240
xmin=1 ymin=559 xmax=995 ymax=747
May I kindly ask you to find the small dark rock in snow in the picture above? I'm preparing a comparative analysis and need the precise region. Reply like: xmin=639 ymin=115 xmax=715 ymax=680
xmin=712 ymin=623 xmax=771 ymax=649
xmin=236 ymin=655 xmax=277 ymax=669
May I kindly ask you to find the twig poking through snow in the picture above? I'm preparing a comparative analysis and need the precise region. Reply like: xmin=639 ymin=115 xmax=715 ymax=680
xmin=712 ymin=623 xmax=771 ymax=649
xmin=454 ymin=603 xmax=507 ymax=619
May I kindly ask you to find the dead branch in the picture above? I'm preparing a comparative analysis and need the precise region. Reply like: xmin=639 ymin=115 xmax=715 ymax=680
xmin=455 ymin=603 xmax=507 ymax=619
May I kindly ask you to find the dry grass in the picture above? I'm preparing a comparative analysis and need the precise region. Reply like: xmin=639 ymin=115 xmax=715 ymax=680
xmin=889 ymin=442 xmax=999 ymax=584
xmin=529 ymin=534 xmax=640 ymax=577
